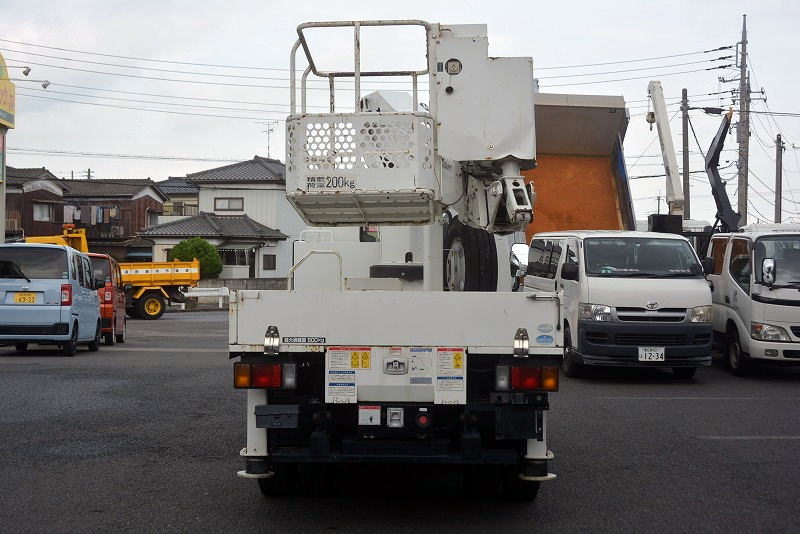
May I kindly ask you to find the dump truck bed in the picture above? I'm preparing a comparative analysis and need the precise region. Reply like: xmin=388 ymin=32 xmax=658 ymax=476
xmin=119 ymin=259 xmax=200 ymax=288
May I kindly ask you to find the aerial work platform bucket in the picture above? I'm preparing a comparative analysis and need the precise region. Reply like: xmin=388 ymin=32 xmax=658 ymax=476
xmin=286 ymin=20 xmax=440 ymax=226
xmin=286 ymin=112 xmax=437 ymax=225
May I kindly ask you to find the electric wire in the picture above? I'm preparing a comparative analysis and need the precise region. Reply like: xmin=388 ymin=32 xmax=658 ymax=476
xmin=541 ymin=65 xmax=735 ymax=88
xmin=535 ymin=46 xmax=732 ymax=70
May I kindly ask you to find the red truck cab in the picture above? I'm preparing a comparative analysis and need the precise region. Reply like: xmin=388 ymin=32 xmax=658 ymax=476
xmin=88 ymin=253 xmax=127 ymax=345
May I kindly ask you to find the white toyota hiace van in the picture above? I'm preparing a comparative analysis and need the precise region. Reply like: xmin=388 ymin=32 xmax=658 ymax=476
xmin=517 ymin=231 xmax=713 ymax=378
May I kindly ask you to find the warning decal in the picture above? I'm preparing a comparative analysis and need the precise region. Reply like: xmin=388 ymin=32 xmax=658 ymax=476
xmin=436 ymin=347 xmax=465 ymax=393
xmin=329 ymin=346 xmax=371 ymax=370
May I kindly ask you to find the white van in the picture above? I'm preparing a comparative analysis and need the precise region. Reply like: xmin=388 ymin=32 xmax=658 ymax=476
xmin=516 ymin=231 xmax=713 ymax=378
xmin=706 ymin=229 xmax=800 ymax=375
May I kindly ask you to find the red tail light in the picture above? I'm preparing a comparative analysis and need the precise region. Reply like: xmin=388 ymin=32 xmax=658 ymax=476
xmin=252 ymin=364 xmax=282 ymax=388
xmin=103 ymin=282 xmax=112 ymax=302
xmin=511 ymin=366 xmax=541 ymax=390
xmin=60 ymin=284 xmax=72 ymax=306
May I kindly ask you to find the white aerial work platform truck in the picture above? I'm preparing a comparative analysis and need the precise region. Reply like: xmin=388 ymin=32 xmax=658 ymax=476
xmin=229 ymin=20 xmax=562 ymax=500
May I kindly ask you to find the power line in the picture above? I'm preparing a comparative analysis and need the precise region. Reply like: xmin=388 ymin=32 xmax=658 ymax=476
xmin=19 ymin=86 xmax=294 ymax=113
xmin=15 ymin=92 xmax=284 ymax=121
xmin=7 ymin=147 xmax=246 ymax=163
xmin=47 ymin=82 xmax=324 ymax=108
xmin=6 ymin=57 xmax=427 ymax=91
xmin=0 ymin=46 xmax=420 ymax=85
xmin=535 ymin=46 xmax=732 ymax=70
xmin=0 ymin=36 xmax=293 ymax=71
xmin=540 ymin=65 xmax=734 ymax=88
xmin=537 ymin=57 xmax=729 ymax=80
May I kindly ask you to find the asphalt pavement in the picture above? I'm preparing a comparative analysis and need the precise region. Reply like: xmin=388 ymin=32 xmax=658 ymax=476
xmin=1 ymin=312 xmax=799 ymax=533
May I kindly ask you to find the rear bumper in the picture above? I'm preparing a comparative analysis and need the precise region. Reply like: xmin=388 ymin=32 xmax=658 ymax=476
xmin=0 ymin=323 xmax=71 ymax=343
xmin=576 ymin=320 xmax=712 ymax=367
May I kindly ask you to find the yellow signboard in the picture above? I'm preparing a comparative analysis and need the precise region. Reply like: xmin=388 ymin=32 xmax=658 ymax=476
xmin=0 ymin=52 xmax=16 ymax=129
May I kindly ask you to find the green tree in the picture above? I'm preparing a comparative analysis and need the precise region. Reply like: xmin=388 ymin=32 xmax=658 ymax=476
xmin=171 ymin=237 xmax=223 ymax=279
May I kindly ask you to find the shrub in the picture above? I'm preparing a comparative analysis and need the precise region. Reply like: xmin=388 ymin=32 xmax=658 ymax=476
xmin=171 ymin=237 xmax=223 ymax=279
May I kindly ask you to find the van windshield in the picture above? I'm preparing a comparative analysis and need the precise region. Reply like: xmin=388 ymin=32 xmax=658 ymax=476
xmin=90 ymin=256 xmax=111 ymax=282
xmin=584 ymin=237 xmax=702 ymax=278
xmin=754 ymin=235 xmax=800 ymax=285
xmin=0 ymin=247 xmax=69 ymax=280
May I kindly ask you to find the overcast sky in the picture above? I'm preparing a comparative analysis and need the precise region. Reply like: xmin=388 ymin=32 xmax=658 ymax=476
xmin=4 ymin=0 xmax=799 ymax=225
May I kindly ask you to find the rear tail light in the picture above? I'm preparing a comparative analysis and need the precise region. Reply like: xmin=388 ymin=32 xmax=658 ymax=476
xmin=496 ymin=365 xmax=559 ymax=392
xmin=60 ymin=284 xmax=72 ymax=306
xmin=103 ymin=282 xmax=112 ymax=302
xmin=234 ymin=362 xmax=295 ymax=389
xmin=511 ymin=367 xmax=540 ymax=390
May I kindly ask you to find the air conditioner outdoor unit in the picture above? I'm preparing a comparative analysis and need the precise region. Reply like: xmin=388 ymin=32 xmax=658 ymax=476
xmin=111 ymin=226 xmax=121 ymax=236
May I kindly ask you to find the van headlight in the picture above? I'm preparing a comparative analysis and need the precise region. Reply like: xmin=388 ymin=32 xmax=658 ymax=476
xmin=751 ymin=322 xmax=791 ymax=342
xmin=687 ymin=305 xmax=712 ymax=323
xmin=580 ymin=303 xmax=612 ymax=322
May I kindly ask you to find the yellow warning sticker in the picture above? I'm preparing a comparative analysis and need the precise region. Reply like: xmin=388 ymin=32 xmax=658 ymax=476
xmin=454 ymin=351 xmax=463 ymax=369
xmin=351 ymin=352 xmax=360 ymax=368
xmin=360 ymin=351 xmax=371 ymax=369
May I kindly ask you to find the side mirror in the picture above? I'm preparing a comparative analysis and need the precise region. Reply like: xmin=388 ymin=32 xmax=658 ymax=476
xmin=762 ymin=258 xmax=776 ymax=286
xmin=510 ymin=243 xmax=529 ymax=278
xmin=94 ymin=278 xmax=105 ymax=290
xmin=701 ymin=257 xmax=714 ymax=275
xmin=561 ymin=262 xmax=579 ymax=281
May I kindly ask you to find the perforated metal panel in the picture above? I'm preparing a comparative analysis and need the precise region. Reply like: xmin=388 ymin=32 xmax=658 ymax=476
xmin=286 ymin=112 xmax=438 ymax=225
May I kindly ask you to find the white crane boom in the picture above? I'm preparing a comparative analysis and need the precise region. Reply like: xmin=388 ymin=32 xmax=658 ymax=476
xmin=647 ymin=80 xmax=684 ymax=216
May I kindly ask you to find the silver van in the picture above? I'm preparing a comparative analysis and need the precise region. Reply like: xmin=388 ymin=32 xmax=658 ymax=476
xmin=0 ymin=243 xmax=103 ymax=356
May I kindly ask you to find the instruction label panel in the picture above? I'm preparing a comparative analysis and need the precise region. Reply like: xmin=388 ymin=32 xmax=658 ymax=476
xmin=327 ymin=346 xmax=371 ymax=402
xmin=436 ymin=347 xmax=466 ymax=404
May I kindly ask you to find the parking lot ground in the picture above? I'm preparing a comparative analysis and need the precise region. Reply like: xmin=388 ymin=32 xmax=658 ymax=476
xmin=2 ymin=311 xmax=800 ymax=533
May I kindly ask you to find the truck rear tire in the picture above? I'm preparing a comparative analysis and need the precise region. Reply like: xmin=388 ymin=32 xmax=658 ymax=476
xmin=501 ymin=467 xmax=541 ymax=501
xmin=257 ymin=463 xmax=297 ymax=497
xmin=14 ymin=343 xmax=28 ymax=352
xmin=137 ymin=293 xmax=165 ymax=320
xmin=444 ymin=218 xmax=497 ymax=291
xmin=561 ymin=326 xmax=583 ymax=378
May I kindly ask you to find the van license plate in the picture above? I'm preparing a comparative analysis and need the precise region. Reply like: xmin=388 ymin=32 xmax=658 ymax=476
xmin=638 ymin=346 xmax=665 ymax=361
xmin=14 ymin=292 xmax=36 ymax=304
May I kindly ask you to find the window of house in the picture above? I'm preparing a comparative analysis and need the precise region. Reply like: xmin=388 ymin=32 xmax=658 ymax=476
xmin=33 ymin=203 xmax=53 ymax=222
xmin=214 ymin=197 xmax=244 ymax=211
xmin=219 ymin=249 xmax=248 ymax=266
xmin=709 ymin=238 xmax=727 ymax=275
xmin=263 ymin=254 xmax=277 ymax=270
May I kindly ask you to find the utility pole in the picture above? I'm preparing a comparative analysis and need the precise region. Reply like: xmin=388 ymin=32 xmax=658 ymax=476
xmin=776 ymin=133 xmax=784 ymax=223
xmin=86 ymin=168 xmax=92 ymax=180
xmin=736 ymin=14 xmax=749 ymax=226
xmin=681 ymin=88 xmax=690 ymax=219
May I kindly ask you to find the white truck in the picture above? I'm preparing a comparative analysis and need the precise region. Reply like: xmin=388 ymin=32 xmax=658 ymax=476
xmin=706 ymin=226 xmax=800 ymax=374
xmin=228 ymin=20 xmax=562 ymax=500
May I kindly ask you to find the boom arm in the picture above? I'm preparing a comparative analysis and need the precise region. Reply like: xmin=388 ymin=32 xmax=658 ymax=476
xmin=647 ymin=81 xmax=684 ymax=216
xmin=705 ymin=110 xmax=740 ymax=232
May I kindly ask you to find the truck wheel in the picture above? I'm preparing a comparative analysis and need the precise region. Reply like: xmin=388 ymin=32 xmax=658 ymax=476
xmin=444 ymin=218 xmax=497 ymax=291
xmin=63 ymin=324 xmax=78 ymax=357
xmin=561 ymin=326 xmax=583 ymax=378
xmin=115 ymin=319 xmax=126 ymax=344
xmin=15 ymin=343 xmax=28 ymax=352
xmin=104 ymin=321 xmax=115 ymax=345
xmin=137 ymin=293 xmax=165 ymax=320
xmin=257 ymin=463 xmax=297 ymax=497
xmin=88 ymin=322 xmax=102 ymax=352
xmin=672 ymin=367 xmax=697 ymax=379
xmin=727 ymin=327 xmax=750 ymax=376
xmin=501 ymin=467 xmax=541 ymax=501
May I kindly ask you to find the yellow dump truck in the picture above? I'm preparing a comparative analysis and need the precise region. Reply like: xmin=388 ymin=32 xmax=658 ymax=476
xmin=26 ymin=226 xmax=200 ymax=320
xmin=118 ymin=259 xmax=199 ymax=319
